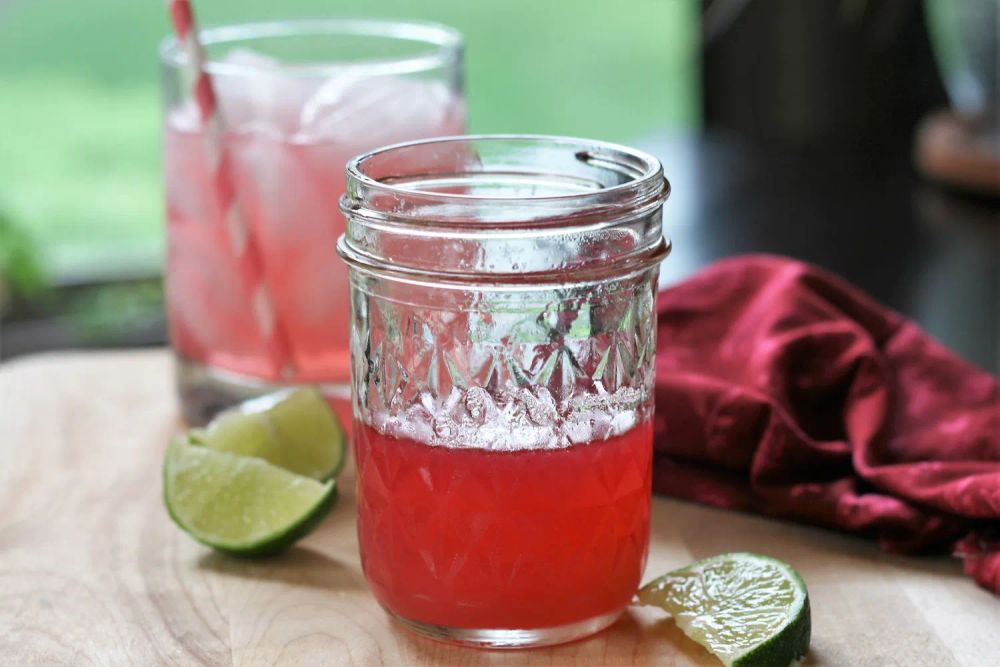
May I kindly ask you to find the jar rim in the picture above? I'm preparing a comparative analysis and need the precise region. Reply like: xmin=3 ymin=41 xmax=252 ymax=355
xmin=338 ymin=134 xmax=670 ymax=285
xmin=342 ymin=134 xmax=668 ymax=227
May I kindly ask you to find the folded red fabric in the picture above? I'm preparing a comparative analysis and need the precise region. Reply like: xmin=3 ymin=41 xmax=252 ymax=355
xmin=653 ymin=255 xmax=1000 ymax=594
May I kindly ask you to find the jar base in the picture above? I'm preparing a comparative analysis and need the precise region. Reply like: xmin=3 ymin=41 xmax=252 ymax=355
xmin=388 ymin=608 xmax=624 ymax=649
xmin=174 ymin=355 xmax=351 ymax=426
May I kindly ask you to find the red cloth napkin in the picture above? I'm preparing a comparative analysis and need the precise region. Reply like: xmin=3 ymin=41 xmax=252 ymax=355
xmin=653 ymin=255 xmax=1000 ymax=594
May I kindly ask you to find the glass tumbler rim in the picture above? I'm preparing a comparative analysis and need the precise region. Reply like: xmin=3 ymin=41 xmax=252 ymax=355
xmin=158 ymin=17 xmax=464 ymax=78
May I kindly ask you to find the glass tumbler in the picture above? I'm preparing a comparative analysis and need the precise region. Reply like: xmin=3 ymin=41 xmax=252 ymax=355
xmin=338 ymin=135 xmax=671 ymax=648
xmin=160 ymin=19 xmax=465 ymax=425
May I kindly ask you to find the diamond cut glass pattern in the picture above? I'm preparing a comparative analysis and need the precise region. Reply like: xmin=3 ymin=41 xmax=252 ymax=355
xmin=353 ymin=281 xmax=657 ymax=450
xmin=338 ymin=136 xmax=669 ymax=646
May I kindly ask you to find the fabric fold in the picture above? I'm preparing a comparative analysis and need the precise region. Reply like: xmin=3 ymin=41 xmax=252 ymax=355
xmin=653 ymin=255 xmax=999 ymax=594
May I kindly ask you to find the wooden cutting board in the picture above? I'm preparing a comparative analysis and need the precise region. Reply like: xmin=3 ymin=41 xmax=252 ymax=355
xmin=1 ymin=350 xmax=997 ymax=666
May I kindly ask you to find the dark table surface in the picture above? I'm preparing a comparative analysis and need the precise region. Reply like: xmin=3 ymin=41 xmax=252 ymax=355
xmin=640 ymin=132 xmax=1000 ymax=374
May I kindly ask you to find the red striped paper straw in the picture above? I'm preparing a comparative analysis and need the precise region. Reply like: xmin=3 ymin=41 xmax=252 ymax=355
xmin=166 ymin=0 xmax=294 ymax=378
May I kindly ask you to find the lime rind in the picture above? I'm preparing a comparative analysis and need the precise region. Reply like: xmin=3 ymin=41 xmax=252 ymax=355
xmin=164 ymin=438 xmax=336 ymax=557
xmin=190 ymin=387 xmax=346 ymax=481
xmin=639 ymin=552 xmax=810 ymax=667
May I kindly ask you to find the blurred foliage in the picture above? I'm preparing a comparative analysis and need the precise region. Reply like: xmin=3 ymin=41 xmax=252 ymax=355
xmin=0 ymin=0 xmax=698 ymax=277
xmin=66 ymin=280 xmax=164 ymax=341
xmin=0 ymin=211 xmax=47 ymax=311
xmin=0 ymin=78 xmax=160 ymax=275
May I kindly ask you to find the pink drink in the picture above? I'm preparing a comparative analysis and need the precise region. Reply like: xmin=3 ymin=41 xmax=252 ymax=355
xmin=161 ymin=21 xmax=466 ymax=423
xmin=164 ymin=76 xmax=465 ymax=388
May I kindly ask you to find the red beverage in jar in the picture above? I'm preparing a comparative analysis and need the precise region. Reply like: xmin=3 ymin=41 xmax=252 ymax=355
xmin=338 ymin=135 xmax=669 ymax=647
xmin=354 ymin=420 xmax=652 ymax=629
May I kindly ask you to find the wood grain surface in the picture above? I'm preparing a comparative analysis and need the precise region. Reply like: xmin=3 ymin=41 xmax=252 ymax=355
xmin=2 ymin=350 xmax=997 ymax=666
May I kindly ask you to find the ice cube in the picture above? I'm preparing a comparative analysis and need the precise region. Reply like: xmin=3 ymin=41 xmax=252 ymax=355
xmin=166 ymin=219 xmax=264 ymax=365
xmin=163 ymin=115 xmax=216 ymax=224
xmin=231 ymin=130 xmax=332 ymax=257
xmin=297 ymin=74 xmax=462 ymax=146
xmin=213 ymin=48 xmax=322 ymax=134
xmin=526 ymin=387 xmax=559 ymax=425
xmin=432 ymin=415 xmax=457 ymax=441
xmin=463 ymin=386 xmax=497 ymax=424
xmin=166 ymin=100 xmax=201 ymax=133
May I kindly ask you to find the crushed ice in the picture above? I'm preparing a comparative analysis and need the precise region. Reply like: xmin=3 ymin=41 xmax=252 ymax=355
xmin=373 ymin=384 xmax=646 ymax=452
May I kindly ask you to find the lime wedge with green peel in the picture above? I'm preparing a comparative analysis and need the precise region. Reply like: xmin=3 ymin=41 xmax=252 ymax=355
xmin=191 ymin=387 xmax=345 ymax=481
xmin=164 ymin=437 xmax=337 ymax=556
xmin=639 ymin=553 xmax=810 ymax=667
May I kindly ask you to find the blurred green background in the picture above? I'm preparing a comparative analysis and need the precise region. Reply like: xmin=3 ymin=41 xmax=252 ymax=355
xmin=0 ymin=0 xmax=698 ymax=281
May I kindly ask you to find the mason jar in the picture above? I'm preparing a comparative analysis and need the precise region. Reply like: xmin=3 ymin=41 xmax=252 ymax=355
xmin=337 ymin=135 xmax=670 ymax=648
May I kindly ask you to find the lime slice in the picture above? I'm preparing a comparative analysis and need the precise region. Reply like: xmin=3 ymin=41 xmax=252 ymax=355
xmin=164 ymin=437 xmax=336 ymax=556
xmin=190 ymin=387 xmax=346 ymax=481
xmin=638 ymin=552 xmax=810 ymax=667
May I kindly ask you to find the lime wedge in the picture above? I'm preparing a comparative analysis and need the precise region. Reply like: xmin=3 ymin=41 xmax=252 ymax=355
xmin=164 ymin=437 xmax=336 ymax=556
xmin=190 ymin=387 xmax=345 ymax=481
xmin=638 ymin=553 xmax=810 ymax=667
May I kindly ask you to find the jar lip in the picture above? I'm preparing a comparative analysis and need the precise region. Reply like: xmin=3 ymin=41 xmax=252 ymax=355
xmin=339 ymin=134 xmax=670 ymax=284
xmin=337 ymin=234 xmax=671 ymax=289
xmin=343 ymin=134 xmax=668 ymax=225
xmin=159 ymin=18 xmax=463 ymax=78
